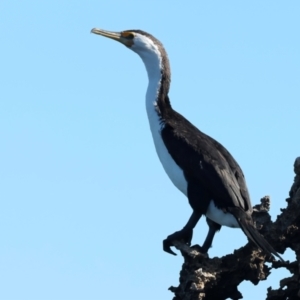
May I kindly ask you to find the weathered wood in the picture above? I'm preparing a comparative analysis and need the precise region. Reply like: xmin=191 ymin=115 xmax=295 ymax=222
xmin=169 ymin=157 xmax=300 ymax=300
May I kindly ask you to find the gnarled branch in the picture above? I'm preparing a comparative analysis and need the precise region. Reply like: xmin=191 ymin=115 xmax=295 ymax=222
xmin=169 ymin=157 xmax=300 ymax=300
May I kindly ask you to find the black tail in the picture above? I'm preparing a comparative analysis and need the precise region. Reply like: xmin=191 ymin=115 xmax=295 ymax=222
xmin=229 ymin=207 xmax=284 ymax=262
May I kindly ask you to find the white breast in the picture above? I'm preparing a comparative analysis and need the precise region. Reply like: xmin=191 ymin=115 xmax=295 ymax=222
xmin=146 ymin=81 xmax=188 ymax=196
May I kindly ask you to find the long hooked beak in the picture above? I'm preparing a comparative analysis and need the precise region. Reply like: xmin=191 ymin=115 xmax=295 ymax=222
xmin=91 ymin=28 xmax=133 ymax=47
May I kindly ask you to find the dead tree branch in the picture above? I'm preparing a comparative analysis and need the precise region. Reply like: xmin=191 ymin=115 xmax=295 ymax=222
xmin=169 ymin=157 xmax=300 ymax=300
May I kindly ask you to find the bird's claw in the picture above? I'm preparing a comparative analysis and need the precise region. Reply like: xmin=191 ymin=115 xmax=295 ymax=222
xmin=163 ymin=228 xmax=193 ymax=255
xmin=163 ymin=239 xmax=177 ymax=255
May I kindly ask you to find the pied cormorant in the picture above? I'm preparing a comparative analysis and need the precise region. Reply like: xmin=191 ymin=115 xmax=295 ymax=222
xmin=91 ymin=28 xmax=283 ymax=261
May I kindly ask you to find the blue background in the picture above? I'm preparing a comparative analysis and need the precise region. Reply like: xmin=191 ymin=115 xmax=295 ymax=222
xmin=1 ymin=1 xmax=299 ymax=299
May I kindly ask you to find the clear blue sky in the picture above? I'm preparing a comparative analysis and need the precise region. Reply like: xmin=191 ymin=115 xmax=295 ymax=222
xmin=1 ymin=1 xmax=299 ymax=299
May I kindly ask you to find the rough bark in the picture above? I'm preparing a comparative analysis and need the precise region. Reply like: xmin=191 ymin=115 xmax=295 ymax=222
xmin=169 ymin=157 xmax=300 ymax=300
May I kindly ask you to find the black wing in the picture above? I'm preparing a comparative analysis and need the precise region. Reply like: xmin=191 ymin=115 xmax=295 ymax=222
xmin=161 ymin=108 xmax=252 ymax=212
xmin=210 ymin=134 xmax=252 ymax=212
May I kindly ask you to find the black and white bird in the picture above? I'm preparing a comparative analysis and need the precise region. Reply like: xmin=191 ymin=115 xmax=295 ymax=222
xmin=91 ymin=28 xmax=283 ymax=261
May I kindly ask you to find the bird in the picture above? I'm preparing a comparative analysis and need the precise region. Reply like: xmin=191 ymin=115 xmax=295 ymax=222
xmin=91 ymin=28 xmax=283 ymax=261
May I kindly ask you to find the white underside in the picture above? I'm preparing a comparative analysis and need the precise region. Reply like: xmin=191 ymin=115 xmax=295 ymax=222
xmin=133 ymin=34 xmax=239 ymax=229
xmin=147 ymin=91 xmax=188 ymax=196
xmin=206 ymin=201 xmax=239 ymax=228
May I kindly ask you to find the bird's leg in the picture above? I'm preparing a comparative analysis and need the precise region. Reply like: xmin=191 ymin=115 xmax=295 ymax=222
xmin=163 ymin=211 xmax=202 ymax=255
xmin=200 ymin=218 xmax=221 ymax=253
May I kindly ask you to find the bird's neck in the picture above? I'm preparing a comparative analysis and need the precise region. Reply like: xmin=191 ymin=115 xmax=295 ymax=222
xmin=138 ymin=49 xmax=171 ymax=122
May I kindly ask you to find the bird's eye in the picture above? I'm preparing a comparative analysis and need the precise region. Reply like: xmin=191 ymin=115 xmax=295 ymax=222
xmin=121 ymin=32 xmax=134 ymax=39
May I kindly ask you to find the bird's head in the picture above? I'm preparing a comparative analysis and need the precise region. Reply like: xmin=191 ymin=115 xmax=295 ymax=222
xmin=91 ymin=28 xmax=163 ymax=56
xmin=91 ymin=28 xmax=171 ymax=90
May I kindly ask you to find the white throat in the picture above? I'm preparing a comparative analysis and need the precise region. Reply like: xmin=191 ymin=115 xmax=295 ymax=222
xmin=131 ymin=34 xmax=188 ymax=195
xmin=131 ymin=34 xmax=163 ymax=136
